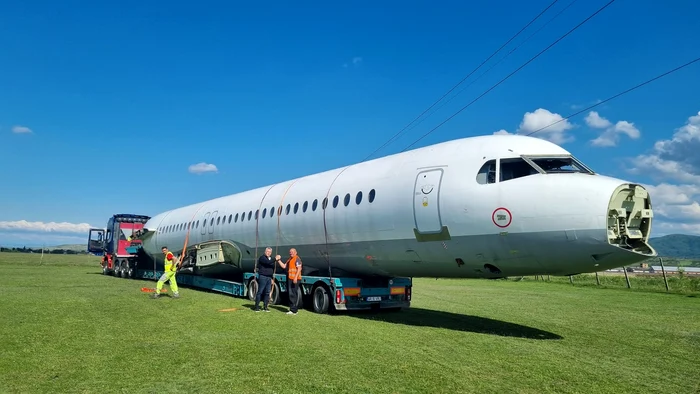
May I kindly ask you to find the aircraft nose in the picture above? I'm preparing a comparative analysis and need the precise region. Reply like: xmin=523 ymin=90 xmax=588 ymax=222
xmin=572 ymin=176 xmax=657 ymax=273
xmin=605 ymin=182 xmax=655 ymax=256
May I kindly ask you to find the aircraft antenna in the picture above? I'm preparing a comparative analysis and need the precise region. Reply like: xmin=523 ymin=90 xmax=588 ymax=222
xmin=524 ymin=56 xmax=700 ymax=136
xmin=361 ymin=0 xmax=564 ymax=162
xmin=399 ymin=0 xmax=617 ymax=152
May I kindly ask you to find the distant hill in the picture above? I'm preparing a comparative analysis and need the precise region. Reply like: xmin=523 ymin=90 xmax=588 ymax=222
xmin=649 ymin=234 xmax=700 ymax=259
xmin=49 ymin=244 xmax=87 ymax=252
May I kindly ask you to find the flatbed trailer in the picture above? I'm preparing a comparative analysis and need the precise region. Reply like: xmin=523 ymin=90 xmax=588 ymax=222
xmin=105 ymin=243 xmax=412 ymax=314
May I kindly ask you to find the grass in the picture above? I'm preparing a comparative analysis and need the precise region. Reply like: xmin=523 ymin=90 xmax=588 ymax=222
xmin=0 ymin=252 xmax=698 ymax=394
xmin=512 ymin=271 xmax=700 ymax=294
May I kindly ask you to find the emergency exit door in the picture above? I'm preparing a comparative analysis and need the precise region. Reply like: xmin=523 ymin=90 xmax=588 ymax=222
xmin=413 ymin=169 xmax=444 ymax=234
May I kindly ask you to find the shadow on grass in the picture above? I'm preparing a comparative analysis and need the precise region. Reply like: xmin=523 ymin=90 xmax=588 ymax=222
xmin=242 ymin=303 xmax=289 ymax=312
xmin=347 ymin=308 xmax=563 ymax=340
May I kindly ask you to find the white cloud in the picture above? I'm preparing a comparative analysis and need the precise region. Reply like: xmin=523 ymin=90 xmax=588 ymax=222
xmin=12 ymin=125 xmax=32 ymax=134
xmin=587 ymin=111 xmax=640 ymax=147
xmin=0 ymin=220 xmax=94 ymax=234
xmin=585 ymin=111 xmax=612 ymax=129
xmin=188 ymin=162 xmax=218 ymax=174
xmin=493 ymin=108 xmax=574 ymax=144
xmin=343 ymin=56 xmax=363 ymax=68
xmin=628 ymin=111 xmax=700 ymax=183
xmin=626 ymin=111 xmax=700 ymax=236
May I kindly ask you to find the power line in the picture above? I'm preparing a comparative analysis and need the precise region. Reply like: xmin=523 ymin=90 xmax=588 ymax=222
xmin=398 ymin=0 xmax=579 ymax=138
xmin=400 ymin=0 xmax=617 ymax=152
xmin=361 ymin=0 xmax=561 ymax=162
xmin=525 ymin=56 xmax=700 ymax=136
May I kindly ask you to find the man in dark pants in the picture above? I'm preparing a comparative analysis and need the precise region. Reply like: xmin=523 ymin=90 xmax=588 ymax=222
xmin=254 ymin=247 xmax=278 ymax=312
xmin=277 ymin=247 xmax=302 ymax=315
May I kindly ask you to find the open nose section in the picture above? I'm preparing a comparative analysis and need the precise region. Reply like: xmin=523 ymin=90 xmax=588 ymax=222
xmin=606 ymin=183 xmax=656 ymax=257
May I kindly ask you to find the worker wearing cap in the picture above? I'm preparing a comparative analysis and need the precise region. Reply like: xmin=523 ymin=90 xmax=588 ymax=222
xmin=152 ymin=246 xmax=180 ymax=298
xmin=277 ymin=247 xmax=302 ymax=315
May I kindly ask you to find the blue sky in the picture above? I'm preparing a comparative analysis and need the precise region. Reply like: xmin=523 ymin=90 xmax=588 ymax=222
xmin=1 ymin=0 xmax=700 ymax=247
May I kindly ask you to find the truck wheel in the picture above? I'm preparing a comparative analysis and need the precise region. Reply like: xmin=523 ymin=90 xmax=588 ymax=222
xmin=114 ymin=261 xmax=121 ymax=277
xmin=312 ymin=285 xmax=329 ymax=314
xmin=120 ymin=260 xmax=128 ymax=278
xmin=247 ymin=279 xmax=257 ymax=302
xmin=102 ymin=262 xmax=109 ymax=275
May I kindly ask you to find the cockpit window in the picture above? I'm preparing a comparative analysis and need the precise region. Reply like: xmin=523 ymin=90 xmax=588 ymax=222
xmin=476 ymin=160 xmax=497 ymax=184
xmin=476 ymin=158 xmax=538 ymax=184
xmin=523 ymin=155 xmax=593 ymax=174
xmin=499 ymin=158 xmax=539 ymax=182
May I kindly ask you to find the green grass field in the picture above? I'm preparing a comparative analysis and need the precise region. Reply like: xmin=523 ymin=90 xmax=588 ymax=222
xmin=1 ymin=252 xmax=698 ymax=393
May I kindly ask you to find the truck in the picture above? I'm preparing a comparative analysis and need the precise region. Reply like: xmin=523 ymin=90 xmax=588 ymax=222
xmin=88 ymin=213 xmax=412 ymax=314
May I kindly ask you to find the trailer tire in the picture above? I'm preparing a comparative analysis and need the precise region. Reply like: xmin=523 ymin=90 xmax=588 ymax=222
xmin=312 ymin=285 xmax=330 ymax=314
xmin=120 ymin=260 xmax=128 ymax=278
xmin=102 ymin=262 xmax=109 ymax=275
xmin=269 ymin=281 xmax=279 ymax=305
xmin=247 ymin=279 xmax=257 ymax=302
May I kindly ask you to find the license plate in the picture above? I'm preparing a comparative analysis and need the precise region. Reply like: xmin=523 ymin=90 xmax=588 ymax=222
xmin=366 ymin=296 xmax=381 ymax=302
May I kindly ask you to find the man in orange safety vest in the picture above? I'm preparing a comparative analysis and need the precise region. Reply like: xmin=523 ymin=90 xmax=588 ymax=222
xmin=277 ymin=248 xmax=301 ymax=315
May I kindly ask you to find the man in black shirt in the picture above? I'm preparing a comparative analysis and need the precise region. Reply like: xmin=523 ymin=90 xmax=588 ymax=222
xmin=254 ymin=247 xmax=279 ymax=312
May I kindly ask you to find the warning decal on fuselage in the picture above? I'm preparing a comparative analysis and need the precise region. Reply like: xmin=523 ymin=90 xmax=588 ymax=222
xmin=491 ymin=207 xmax=512 ymax=228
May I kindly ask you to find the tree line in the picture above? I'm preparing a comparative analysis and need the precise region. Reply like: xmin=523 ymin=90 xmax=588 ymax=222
xmin=0 ymin=246 xmax=88 ymax=255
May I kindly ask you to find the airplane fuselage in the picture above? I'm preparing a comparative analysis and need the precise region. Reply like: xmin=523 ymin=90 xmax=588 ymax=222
xmin=139 ymin=134 xmax=656 ymax=279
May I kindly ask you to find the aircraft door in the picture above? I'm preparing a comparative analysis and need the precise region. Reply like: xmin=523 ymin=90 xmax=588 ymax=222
xmin=201 ymin=212 xmax=210 ymax=236
xmin=413 ymin=169 xmax=444 ymax=234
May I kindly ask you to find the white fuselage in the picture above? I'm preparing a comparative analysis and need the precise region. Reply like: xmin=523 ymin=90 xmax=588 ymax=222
xmin=140 ymin=134 xmax=656 ymax=279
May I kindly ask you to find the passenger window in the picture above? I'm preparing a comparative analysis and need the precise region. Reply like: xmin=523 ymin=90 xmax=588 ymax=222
xmin=294 ymin=202 xmax=299 ymax=214
xmin=228 ymin=214 xmax=232 ymax=223
xmin=333 ymin=195 xmax=339 ymax=208
xmin=344 ymin=193 xmax=350 ymax=206
xmin=255 ymin=210 xmax=259 ymax=220
xmin=248 ymin=211 xmax=252 ymax=221
xmin=196 ymin=220 xmax=199 ymax=228
xmin=476 ymin=160 xmax=497 ymax=184
xmin=369 ymin=189 xmax=375 ymax=203
xmin=235 ymin=213 xmax=239 ymax=223
xmin=356 ymin=191 xmax=362 ymax=204
xmin=286 ymin=204 xmax=291 ymax=215
xmin=312 ymin=199 xmax=318 ymax=211
xmin=278 ymin=206 xmax=283 ymax=216
xmin=500 ymin=158 xmax=538 ymax=182
xmin=241 ymin=212 xmax=246 ymax=221
xmin=270 ymin=206 xmax=275 ymax=217
xmin=217 ymin=217 xmax=221 ymax=225
xmin=303 ymin=201 xmax=308 ymax=212
xmin=262 ymin=208 xmax=267 ymax=218
xmin=322 ymin=198 xmax=328 ymax=209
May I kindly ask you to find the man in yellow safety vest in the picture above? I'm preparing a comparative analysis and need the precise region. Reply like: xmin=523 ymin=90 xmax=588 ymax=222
xmin=152 ymin=246 xmax=180 ymax=298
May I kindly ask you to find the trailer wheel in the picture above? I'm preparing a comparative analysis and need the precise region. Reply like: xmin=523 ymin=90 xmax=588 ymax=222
xmin=269 ymin=281 xmax=279 ymax=305
xmin=102 ymin=261 xmax=109 ymax=275
xmin=114 ymin=261 xmax=121 ymax=277
xmin=312 ymin=285 xmax=330 ymax=314
xmin=247 ymin=279 xmax=257 ymax=302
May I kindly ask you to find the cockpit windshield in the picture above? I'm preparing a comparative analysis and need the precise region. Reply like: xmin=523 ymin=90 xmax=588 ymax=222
xmin=475 ymin=154 xmax=594 ymax=185
xmin=522 ymin=155 xmax=594 ymax=174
